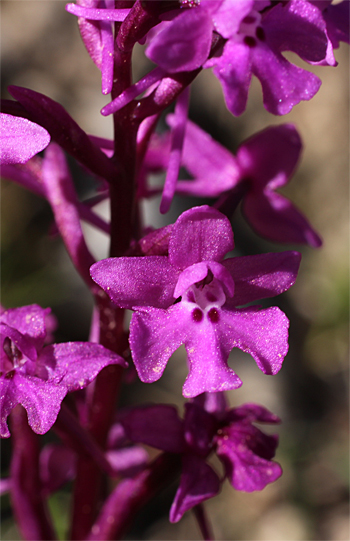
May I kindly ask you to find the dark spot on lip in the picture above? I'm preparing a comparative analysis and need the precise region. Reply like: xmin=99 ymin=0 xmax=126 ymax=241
xmin=244 ymin=36 xmax=257 ymax=48
xmin=192 ymin=308 xmax=203 ymax=323
xmin=208 ymin=308 xmax=220 ymax=323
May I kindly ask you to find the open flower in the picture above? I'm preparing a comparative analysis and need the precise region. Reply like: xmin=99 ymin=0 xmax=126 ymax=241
xmin=0 ymin=304 xmax=127 ymax=437
xmin=143 ymin=0 xmax=333 ymax=116
xmin=169 ymin=120 xmax=322 ymax=247
xmin=205 ymin=0 xmax=334 ymax=115
xmin=121 ymin=394 xmax=282 ymax=522
xmin=91 ymin=206 xmax=300 ymax=397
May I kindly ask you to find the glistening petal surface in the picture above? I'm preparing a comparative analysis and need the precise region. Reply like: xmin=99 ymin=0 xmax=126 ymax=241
xmin=39 ymin=342 xmax=127 ymax=391
xmin=90 ymin=257 xmax=179 ymax=309
xmin=129 ymin=305 xmax=187 ymax=384
xmin=219 ymin=307 xmax=289 ymax=376
xmin=169 ymin=206 xmax=234 ymax=269
xmin=222 ymin=251 xmax=301 ymax=306
xmin=0 ymin=113 xmax=50 ymax=165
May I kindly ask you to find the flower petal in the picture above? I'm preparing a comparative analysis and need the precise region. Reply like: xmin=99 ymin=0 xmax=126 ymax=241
xmin=212 ymin=0 xmax=254 ymax=39
xmin=0 ymin=323 xmax=38 ymax=364
xmin=129 ymin=305 xmax=187 ymax=383
xmin=90 ymin=256 xmax=179 ymax=309
xmin=226 ymin=403 xmax=281 ymax=425
xmin=236 ymin=124 xmax=302 ymax=189
xmin=216 ymin=423 xmax=282 ymax=491
xmin=121 ymin=405 xmax=185 ymax=453
xmin=10 ymin=373 xmax=67 ymax=435
xmin=169 ymin=205 xmax=234 ymax=269
xmin=169 ymin=455 xmax=220 ymax=523
xmin=251 ymin=44 xmax=321 ymax=115
xmin=174 ymin=261 xmax=234 ymax=299
xmin=220 ymin=306 xmax=289 ymax=376
xmin=39 ymin=342 xmax=127 ymax=391
xmin=105 ymin=446 xmax=149 ymax=477
xmin=167 ymin=115 xmax=240 ymax=197
xmin=183 ymin=402 xmax=217 ymax=456
xmin=0 ymin=304 xmax=48 ymax=345
xmin=0 ymin=113 xmax=50 ymax=165
xmin=324 ymin=1 xmax=350 ymax=48
xmin=0 ymin=378 xmax=18 ymax=437
xmin=243 ymin=190 xmax=322 ymax=246
xmin=183 ymin=316 xmax=243 ymax=397
xmin=264 ymin=0 xmax=329 ymax=63
xmin=146 ymin=8 xmax=213 ymax=73
xmin=160 ymin=88 xmax=190 ymax=214
xmin=205 ymin=39 xmax=252 ymax=117
xmin=222 ymin=251 xmax=301 ymax=305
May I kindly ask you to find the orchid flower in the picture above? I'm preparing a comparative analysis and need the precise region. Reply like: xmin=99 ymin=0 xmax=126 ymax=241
xmin=91 ymin=206 xmax=300 ymax=397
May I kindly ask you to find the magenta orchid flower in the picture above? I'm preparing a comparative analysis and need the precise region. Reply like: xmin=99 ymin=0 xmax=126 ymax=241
xmin=121 ymin=394 xmax=282 ymax=522
xmin=204 ymin=0 xmax=335 ymax=115
xmin=0 ymin=113 xmax=50 ymax=165
xmin=167 ymin=120 xmax=322 ymax=247
xmin=90 ymin=206 xmax=300 ymax=398
xmin=0 ymin=304 xmax=127 ymax=438
xmin=143 ymin=0 xmax=334 ymax=116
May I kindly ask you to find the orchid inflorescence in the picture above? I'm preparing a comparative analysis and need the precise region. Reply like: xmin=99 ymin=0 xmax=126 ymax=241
xmin=0 ymin=1 xmax=348 ymax=539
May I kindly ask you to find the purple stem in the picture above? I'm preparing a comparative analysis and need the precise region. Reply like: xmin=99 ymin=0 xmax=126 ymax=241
xmin=87 ymin=453 xmax=182 ymax=540
xmin=194 ymin=504 xmax=215 ymax=541
xmin=116 ymin=0 xmax=169 ymax=53
xmin=78 ymin=204 xmax=111 ymax=235
xmin=53 ymin=405 xmax=117 ymax=477
xmin=71 ymin=29 xmax=137 ymax=538
xmin=9 ymin=406 xmax=56 ymax=541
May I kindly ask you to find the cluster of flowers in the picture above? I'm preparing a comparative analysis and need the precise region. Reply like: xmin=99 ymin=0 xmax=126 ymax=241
xmin=0 ymin=0 xmax=348 ymax=539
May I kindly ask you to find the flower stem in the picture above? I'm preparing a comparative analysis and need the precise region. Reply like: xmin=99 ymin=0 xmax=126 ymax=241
xmin=193 ymin=504 xmax=215 ymax=541
xmin=87 ymin=453 xmax=181 ymax=540
xmin=9 ymin=406 xmax=56 ymax=541
xmin=70 ymin=31 xmax=139 ymax=539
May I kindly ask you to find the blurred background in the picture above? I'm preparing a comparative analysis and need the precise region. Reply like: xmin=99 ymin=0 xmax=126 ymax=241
xmin=1 ymin=1 xmax=349 ymax=540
